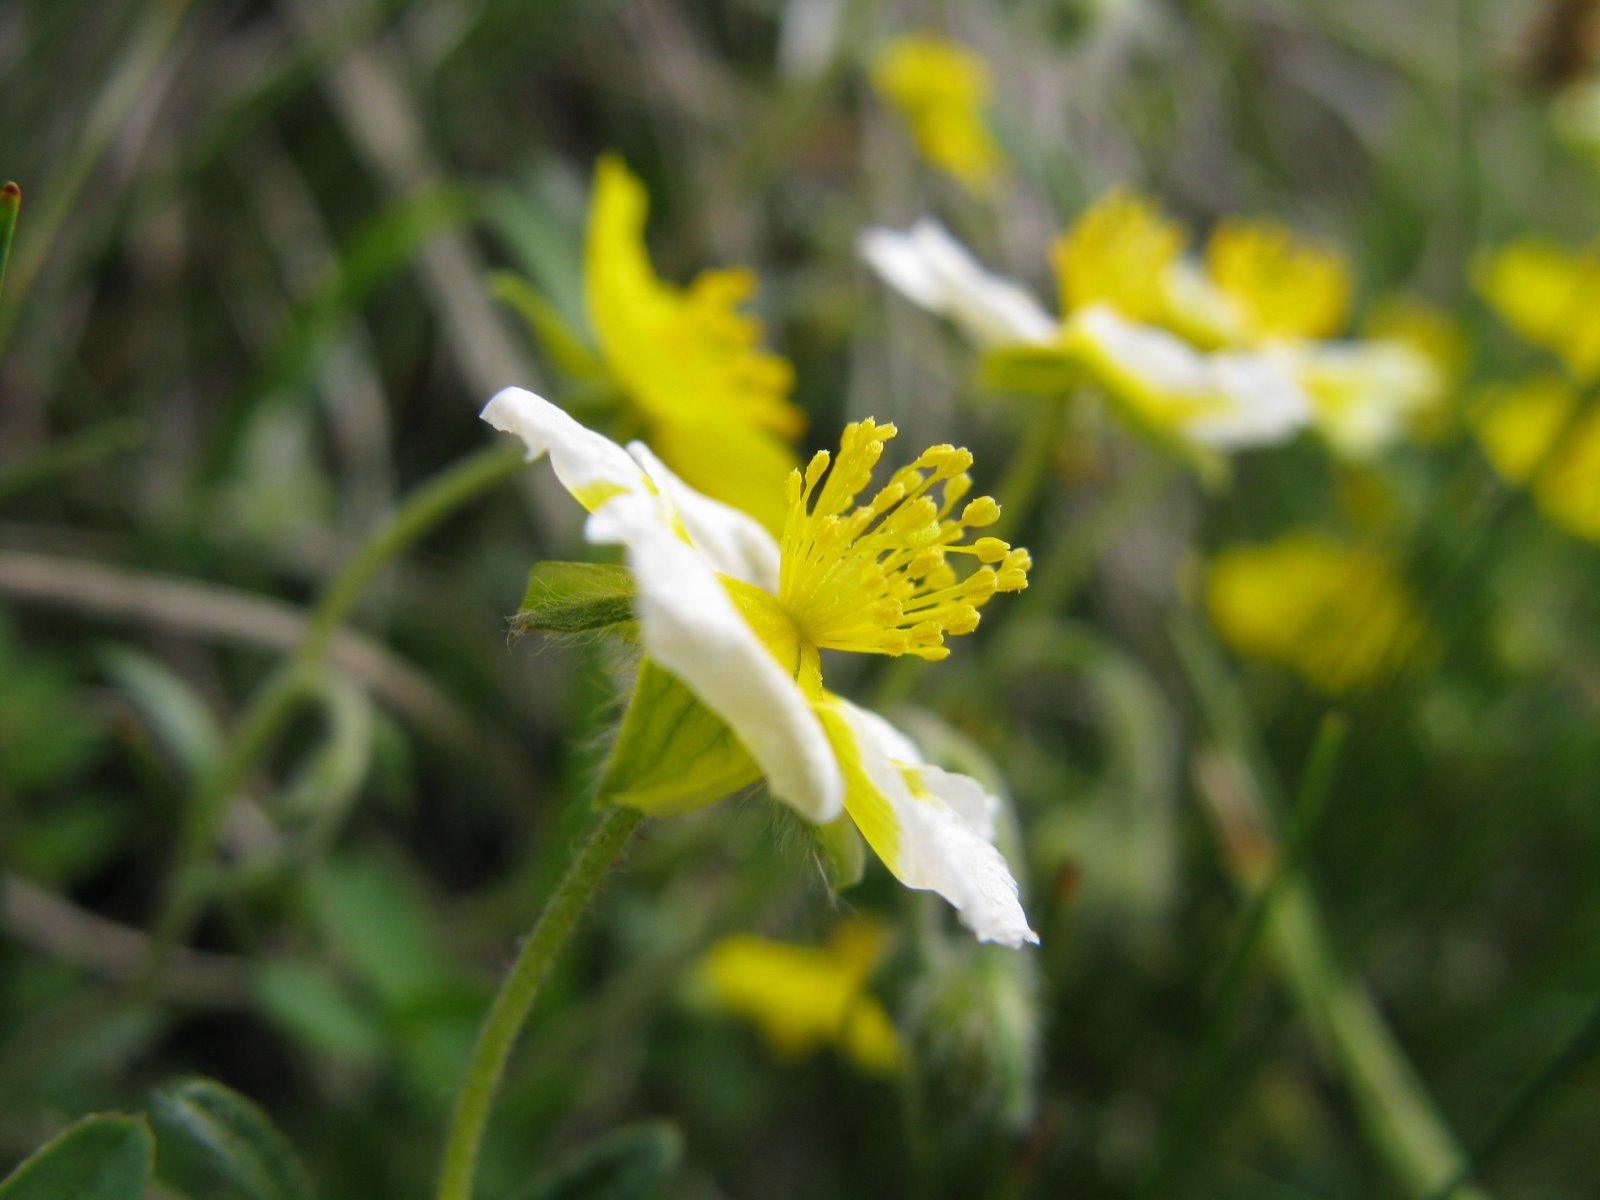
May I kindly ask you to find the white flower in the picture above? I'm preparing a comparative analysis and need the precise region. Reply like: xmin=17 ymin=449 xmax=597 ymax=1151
xmin=1269 ymin=339 xmax=1445 ymax=461
xmin=858 ymin=219 xmax=1312 ymax=450
xmin=484 ymin=388 xmax=1039 ymax=947
xmin=858 ymin=220 xmax=1058 ymax=347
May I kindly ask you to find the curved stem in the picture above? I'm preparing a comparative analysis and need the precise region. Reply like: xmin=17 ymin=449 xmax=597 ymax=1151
xmin=992 ymin=398 xmax=1067 ymax=542
xmin=139 ymin=440 xmax=526 ymax=987
xmin=437 ymin=805 xmax=645 ymax=1200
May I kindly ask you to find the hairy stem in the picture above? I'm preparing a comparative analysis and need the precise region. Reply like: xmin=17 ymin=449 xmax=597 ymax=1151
xmin=436 ymin=805 xmax=645 ymax=1200
xmin=140 ymin=440 xmax=526 ymax=987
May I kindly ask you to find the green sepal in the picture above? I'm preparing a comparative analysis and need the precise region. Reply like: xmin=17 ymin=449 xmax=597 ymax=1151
xmin=598 ymin=659 xmax=760 ymax=814
xmin=0 ymin=1114 xmax=153 ymax=1200
xmin=488 ymin=270 xmax=605 ymax=381
xmin=977 ymin=345 xmax=1084 ymax=397
xmin=811 ymin=812 xmax=865 ymax=891
xmin=516 ymin=562 xmax=637 ymax=635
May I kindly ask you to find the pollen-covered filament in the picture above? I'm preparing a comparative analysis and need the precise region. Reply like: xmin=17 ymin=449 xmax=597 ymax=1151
xmin=776 ymin=419 xmax=1030 ymax=661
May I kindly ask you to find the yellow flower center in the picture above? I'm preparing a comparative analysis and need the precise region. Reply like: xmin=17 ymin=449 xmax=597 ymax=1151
xmin=773 ymin=419 xmax=1030 ymax=661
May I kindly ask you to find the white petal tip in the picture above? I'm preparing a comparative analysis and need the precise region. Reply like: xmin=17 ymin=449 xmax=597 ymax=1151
xmin=481 ymin=387 xmax=556 ymax=459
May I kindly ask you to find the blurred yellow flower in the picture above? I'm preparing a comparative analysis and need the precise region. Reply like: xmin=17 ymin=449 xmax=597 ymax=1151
xmin=697 ymin=919 xmax=905 ymax=1074
xmin=1051 ymin=190 xmax=1186 ymax=327
xmin=585 ymin=154 xmax=804 ymax=532
xmin=1205 ymin=219 xmax=1352 ymax=342
xmin=1475 ymin=374 xmax=1600 ymax=541
xmin=1475 ymin=237 xmax=1600 ymax=381
xmin=1206 ymin=533 xmax=1425 ymax=693
xmin=870 ymin=35 xmax=1004 ymax=194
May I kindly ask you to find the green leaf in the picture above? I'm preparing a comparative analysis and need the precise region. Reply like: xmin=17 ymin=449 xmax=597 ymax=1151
xmin=489 ymin=270 xmax=605 ymax=380
xmin=598 ymin=659 xmax=760 ymax=814
xmin=311 ymin=855 xmax=458 ymax=1012
xmin=0 ymin=1113 xmax=152 ymax=1200
xmin=520 ymin=1121 xmax=682 ymax=1200
xmin=150 ymin=1077 xmax=313 ymax=1200
xmin=100 ymin=646 xmax=224 ymax=778
xmin=251 ymin=958 xmax=385 ymax=1066
xmin=516 ymin=562 xmax=637 ymax=634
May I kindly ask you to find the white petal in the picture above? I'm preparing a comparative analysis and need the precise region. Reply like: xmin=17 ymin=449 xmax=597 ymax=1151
xmin=1189 ymin=354 xmax=1314 ymax=449
xmin=1275 ymin=339 xmax=1443 ymax=459
xmin=858 ymin=221 xmax=1058 ymax=347
xmin=481 ymin=387 xmax=653 ymax=511
xmin=625 ymin=441 xmax=781 ymax=590
xmin=587 ymin=495 xmax=842 ymax=823
xmin=1162 ymin=259 xmax=1248 ymax=345
xmin=822 ymin=697 xmax=1037 ymax=947
xmin=1066 ymin=307 xmax=1310 ymax=449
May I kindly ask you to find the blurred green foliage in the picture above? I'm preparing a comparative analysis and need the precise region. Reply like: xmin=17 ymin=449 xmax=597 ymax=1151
xmin=4 ymin=0 xmax=1600 ymax=1198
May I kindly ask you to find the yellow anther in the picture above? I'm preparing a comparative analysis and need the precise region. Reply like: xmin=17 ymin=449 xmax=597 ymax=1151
xmin=941 ymin=474 xmax=973 ymax=514
xmin=960 ymin=496 xmax=1002 ymax=527
xmin=972 ymin=536 xmax=1010 ymax=564
xmin=963 ymin=568 xmax=998 ymax=600
xmin=1002 ymin=548 xmax=1032 ymax=573
xmin=946 ymin=606 xmax=982 ymax=635
xmin=996 ymin=568 xmax=1028 ymax=592
xmin=776 ymin=422 xmax=1029 ymax=658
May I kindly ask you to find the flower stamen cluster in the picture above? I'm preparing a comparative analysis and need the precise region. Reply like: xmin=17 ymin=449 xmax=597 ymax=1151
xmin=777 ymin=419 xmax=1030 ymax=660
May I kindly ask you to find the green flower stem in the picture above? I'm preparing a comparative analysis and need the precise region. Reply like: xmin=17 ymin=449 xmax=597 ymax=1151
xmin=1174 ymin=619 xmax=1487 ymax=1200
xmin=437 ymin=804 xmax=645 ymax=1200
xmin=1137 ymin=712 xmax=1346 ymax=1199
xmin=140 ymin=440 xmax=527 ymax=986
xmin=991 ymin=398 xmax=1067 ymax=542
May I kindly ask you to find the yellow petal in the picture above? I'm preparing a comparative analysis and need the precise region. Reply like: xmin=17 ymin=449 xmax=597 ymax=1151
xmin=1206 ymin=533 xmax=1424 ymax=693
xmin=870 ymin=35 xmax=1005 ymax=193
xmin=1052 ymin=190 xmax=1186 ymax=326
xmin=1475 ymin=375 xmax=1600 ymax=541
xmin=583 ymin=154 xmax=804 ymax=519
xmin=649 ymin=415 xmax=799 ymax=536
xmin=697 ymin=931 xmax=905 ymax=1074
xmin=1204 ymin=218 xmax=1352 ymax=341
xmin=1475 ymin=237 xmax=1600 ymax=381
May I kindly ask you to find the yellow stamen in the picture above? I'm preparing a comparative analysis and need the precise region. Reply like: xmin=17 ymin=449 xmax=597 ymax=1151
xmin=776 ymin=419 xmax=1030 ymax=660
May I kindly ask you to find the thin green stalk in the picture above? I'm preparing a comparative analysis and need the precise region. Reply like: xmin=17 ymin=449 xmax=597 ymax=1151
xmin=0 ymin=182 xmax=20 ymax=307
xmin=1137 ymin=712 xmax=1346 ymax=1199
xmin=437 ymin=804 xmax=645 ymax=1200
xmin=1009 ymin=452 xmax=1173 ymax=627
xmin=0 ymin=1 xmax=191 ymax=360
xmin=1175 ymin=620 xmax=1487 ymax=1200
xmin=140 ymin=440 xmax=526 ymax=985
xmin=0 ymin=417 xmax=145 ymax=505
xmin=992 ymin=399 xmax=1067 ymax=543
xmin=1430 ymin=1000 xmax=1600 ymax=1200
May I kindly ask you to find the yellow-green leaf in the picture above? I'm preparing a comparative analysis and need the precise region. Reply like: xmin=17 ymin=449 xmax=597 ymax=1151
xmin=977 ymin=345 xmax=1083 ymax=396
xmin=598 ymin=659 xmax=760 ymax=814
